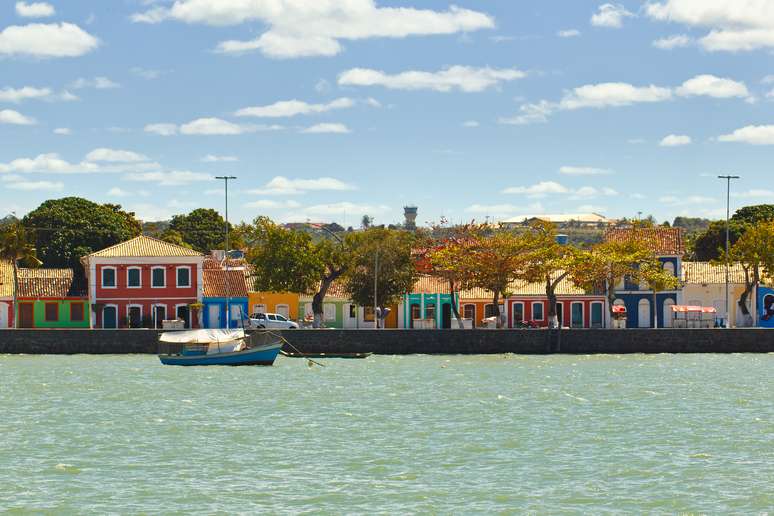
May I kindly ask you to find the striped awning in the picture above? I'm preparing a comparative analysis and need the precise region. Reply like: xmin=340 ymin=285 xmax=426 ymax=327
xmin=670 ymin=305 xmax=717 ymax=313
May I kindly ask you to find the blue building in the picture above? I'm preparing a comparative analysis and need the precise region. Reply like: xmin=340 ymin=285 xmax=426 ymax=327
xmin=605 ymin=227 xmax=685 ymax=328
xmin=201 ymin=259 xmax=249 ymax=329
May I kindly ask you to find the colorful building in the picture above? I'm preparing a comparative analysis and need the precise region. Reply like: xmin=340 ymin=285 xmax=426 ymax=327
xmin=682 ymin=262 xmax=751 ymax=327
xmin=82 ymin=236 xmax=204 ymax=329
xmin=400 ymin=276 xmax=459 ymax=329
xmin=15 ymin=268 xmax=89 ymax=328
xmin=202 ymin=257 xmax=249 ymax=328
xmin=0 ymin=259 xmax=14 ymax=328
xmin=249 ymin=292 xmax=300 ymax=321
xmin=604 ymin=227 xmax=684 ymax=328
xmin=299 ymin=281 xmax=398 ymax=329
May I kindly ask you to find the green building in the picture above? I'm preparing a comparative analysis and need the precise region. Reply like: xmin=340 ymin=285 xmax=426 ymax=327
xmin=16 ymin=268 xmax=90 ymax=328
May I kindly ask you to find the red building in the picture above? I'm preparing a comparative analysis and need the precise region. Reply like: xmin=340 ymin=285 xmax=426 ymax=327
xmin=82 ymin=236 xmax=204 ymax=329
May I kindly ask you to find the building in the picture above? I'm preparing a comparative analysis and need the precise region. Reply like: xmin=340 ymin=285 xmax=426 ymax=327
xmin=404 ymin=206 xmax=418 ymax=230
xmin=400 ymin=275 xmax=459 ymax=329
xmin=604 ymin=227 xmax=684 ymax=328
xmin=202 ymin=257 xmax=249 ymax=328
xmin=299 ymin=280 xmax=398 ymax=328
xmin=249 ymin=291 xmax=300 ymax=321
xmin=15 ymin=268 xmax=89 ymax=328
xmin=0 ymin=259 xmax=14 ymax=328
xmin=82 ymin=236 xmax=204 ymax=329
xmin=501 ymin=213 xmax=613 ymax=229
xmin=682 ymin=261 xmax=751 ymax=327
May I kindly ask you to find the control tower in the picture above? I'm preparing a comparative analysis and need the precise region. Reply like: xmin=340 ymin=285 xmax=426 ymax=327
xmin=404 ymin=205 xmax=418 ymax=231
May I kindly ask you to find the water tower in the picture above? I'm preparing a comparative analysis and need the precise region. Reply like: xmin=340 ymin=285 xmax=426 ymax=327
xmin=404 ymin=205 xmax=418 ymax=230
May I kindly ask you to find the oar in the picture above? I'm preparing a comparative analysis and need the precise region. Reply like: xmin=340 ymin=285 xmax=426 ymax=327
xmin=266 ymin=330 xmax=325 ymax=367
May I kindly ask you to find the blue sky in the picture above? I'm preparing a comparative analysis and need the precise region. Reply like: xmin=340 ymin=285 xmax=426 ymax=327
xmin=2 ymin=0 xmax=774 ymax=226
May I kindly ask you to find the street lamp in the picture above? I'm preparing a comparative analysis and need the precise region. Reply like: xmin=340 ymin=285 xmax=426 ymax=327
xmin=718 ymin=174 xmax=740 ymax=328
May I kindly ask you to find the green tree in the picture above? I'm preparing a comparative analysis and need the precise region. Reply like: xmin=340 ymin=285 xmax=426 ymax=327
xmin=692 ymin=220 xmax=746 ymax=261
xmin=0 ymin=222 xmax=41 ymax=326
xmin=168 ymin=208 xmax=230 ymax=253
xmin=158 ymin=228 xmax=193 ymax=249
xmin=344 ymin=228 xmax=418 ymax=327
xmin=725 ymin=222 xmax=774 ymax=324
xmin=22 ymin=197 xmax=141 ymax=269
xmin=732 ymin=204 xmax=774 ymax=224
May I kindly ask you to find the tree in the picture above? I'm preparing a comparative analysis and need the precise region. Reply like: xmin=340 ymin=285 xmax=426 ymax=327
xmin=692 ymin=219 xmax=746 ymax=261
xmin=639 ymin=261 xmax=680 ymax=328
xmin=732 ymin=204 xmax=774 ymax=225
xmin=0 ymin=222 xmax=41 ymax=327
xmin=344 ymin=228 xmax=418 ymax=326
xmin=22 ymin=197 xmax=141 ymax=269
xmin=726 ymin=222 xmax=774 ymax=325
xmin=361 ymin=215 xmax=373 ymax=229
xmin=158 ymin=228 xmax=193 ymax=249
xmin=309 ymin=237 xmax=350 ymax=328
xmin=169 ymin=208 xmax=231 ymax=253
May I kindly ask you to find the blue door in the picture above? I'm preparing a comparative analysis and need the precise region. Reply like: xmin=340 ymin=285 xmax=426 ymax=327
xmin=103 ymin=306 xmax=117 ymax=329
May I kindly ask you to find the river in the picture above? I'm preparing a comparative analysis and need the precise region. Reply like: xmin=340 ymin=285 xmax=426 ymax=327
xmin=1 ymin=353 xmax=771 ymax=513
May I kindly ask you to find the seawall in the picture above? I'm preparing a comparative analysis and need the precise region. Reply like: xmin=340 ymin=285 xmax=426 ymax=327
xmin=0 ymin=328 xmax=772 ymax=355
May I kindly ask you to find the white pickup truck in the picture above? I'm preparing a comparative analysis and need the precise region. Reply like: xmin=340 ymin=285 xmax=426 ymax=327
xmin=247 ymin=312 xmax=299 ymax=330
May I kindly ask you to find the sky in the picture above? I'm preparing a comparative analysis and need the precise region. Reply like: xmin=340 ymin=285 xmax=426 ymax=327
xmin=1 ymin=0 xmax=774 ymax=227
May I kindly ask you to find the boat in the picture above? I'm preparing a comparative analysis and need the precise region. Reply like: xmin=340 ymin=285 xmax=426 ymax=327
xmin=158 ymin=329 xmax=282 ymax=366
xmin=280 ymin=350 xmax=372 ymax=359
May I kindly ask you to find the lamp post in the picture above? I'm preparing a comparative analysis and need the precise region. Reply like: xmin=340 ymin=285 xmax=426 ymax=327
xmin=374 ymin=247 xmax=379 ymax=329
xmin=718 ymin=175 xmax=740 ymax=328
xmin=216 ymin=176 xmax=237 ymax=329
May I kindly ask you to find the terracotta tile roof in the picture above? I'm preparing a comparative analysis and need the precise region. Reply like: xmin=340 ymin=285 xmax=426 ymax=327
xmin=86 ymin=235 xmax=203 ymax=258
xmin=413 ymin=273 xmax=594 ymax=300
xmin=604 ymin=227 xmax=685 ymax=255
xmin=203 ymin=257 xmax=247 ymax=269
xmin=682 ymin=261 xmax=747 ymax=284
xmin=0 ymin=259 xmax=13 ymax=298
xmin=17 ymin=268 xmax=87 ymax=298
xmin=202 ymin=269 xmax=249 ymax=298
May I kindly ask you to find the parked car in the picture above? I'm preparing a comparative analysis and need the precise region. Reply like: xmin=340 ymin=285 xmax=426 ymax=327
xmin=248 ymin=312 xmax=299 ymax=330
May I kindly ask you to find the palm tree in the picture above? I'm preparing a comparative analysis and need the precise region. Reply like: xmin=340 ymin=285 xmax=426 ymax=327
xmin=0 ymin=222 xmax=41 ymax=327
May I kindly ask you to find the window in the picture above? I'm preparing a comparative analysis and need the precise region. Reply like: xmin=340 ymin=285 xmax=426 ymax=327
xmin=463 ymin=304 xmax=476 ymax=320
xmin=663 ymin=261 xmax=675 ymax=277
xmin=484 ymin=304 xmax=496 ymax=318
xmin=591 ymin=303 xmax=603 ymax=328
xmin=230 ymin=304 xmax=242 ymax=320
xmin=176 ymin=267 xmax=191 ymax=288
xmin=102 ymin=267 xmax=116 ymax=288
xmin=276 ymin=314 xmax=288 ymax=322
xmin=70 ymin=303 xmax=85 ymax=322
xmin=253 ymin=304 xmax=267 ymax=315
xmin=364 ymin=306 xmax=375 ymax=322
xmin=425 ymin=303 xmax=436 ymax=321
xmin=532 ymin=302 xmax=544 ymax=321
xmin=44 ymin=303 xmax=58 ymax=322
xmin=127 ymin=267 xmax=141 ymax=288
xmin=410 ymin=304 xmax=421 ymax=320
xmin=267 ymin=314 xmax=277 ymax=321
xmin=571 ymin=302 xmax=584 ymax=328
xmin=152 ymin=267 xmax=166 ymax=288
xmin=512 ymin=302 xmax=524 ymax=323
xmin=349 ymin=304 xmax=357 ymax=318
xmin=128 ymin=306 xmax=142 ymax=328
xmin=323 ymin=303 xmax=336 ymax=321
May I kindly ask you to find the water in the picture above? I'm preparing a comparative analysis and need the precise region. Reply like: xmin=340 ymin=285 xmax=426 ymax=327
xmin=1 ymin=353 xmax=772 ymax=514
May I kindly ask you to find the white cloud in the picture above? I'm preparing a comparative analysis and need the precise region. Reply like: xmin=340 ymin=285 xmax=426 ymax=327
xmin=499 ymin=100 xmax=553 ymax=125
xmin=132 ymin=1 xmax=495 ymax=59
xmin=557 ymin=29 xmax=581 ymax=38
xmin=569 ymin=186 xmax=618 ymax=199
xmin=235 ymin=97 xmax=354 ymax=118
xmin=303 ymin=202 xmax=390 ymax=216
xmin=718 ymin=125 xmax=774 ymax=145
xmin=0 ymin=153 xmax=98 ymax=174
xmin=130 ymin=67 xmax=166 ymax=80
xmin=123 ymin=170 xmax=212 ymax=186
xmin=653 ymin=34 xmax=692 ymax=49
xmin=244 ymin=199 xmax=302 ymax=210
xmin=252 ymin=176 xmax=356 ymax=196
xmin=107 ymin=187 xmax=130 ymax=197
xmin=301 ymin=123 xmax=350 ymax=134
xmin=144 ymin=123 xmax=178 ymax=136
xmin=560 ymin=82 xmax=673 ymax=109
xmin=0 ymin=109 xmax=35 ymax=125
xmin=763 ymin=75 xmax=774 ymax=85
xmin=731 ymin=189 xmax=774 ymax=199
xmin=201 ymin=154 xmax=238 ymax=163
xmin=576 ymin=204 xmax=607 ymax=213
xmin=15 ymin=2 xmax=55 ymax=18
xmin=0 ymin=86 xmax=50 ymax=103
xmin=53 ymin=127 xmax=71 ymax=135
xmin=85 ymin=148 xmax=149 ymax=162
xmin=591 ymin=3 xmax=634 ymax=28
xmin=659 ymin=195 xmax=716 ymax=206
xmin=676 ymin=74 xmax=749 ymax=98
xmin=70 ymin=77 xmax=120 ymax=89
xmin=0 ymin=23 xmax=99 ymax=58
xmin=559 ymin=166 xmax=613 ymax=176
xmin=179 ymin=118 xmax=256 ymax=135
xmin=5 ymin=179 xmax=63 ymax=191
xmin=338 ymin=66 xmax=526 ymax=93
xmin=659 ymin=134 xmax=692 ymax=147
xmin=646 ymin=1 xmax=774 ymax=52
xmin=462 ymin=120 xmax=480 ymax=128
xmin=502 ymin=181 xmax=570 ymax=197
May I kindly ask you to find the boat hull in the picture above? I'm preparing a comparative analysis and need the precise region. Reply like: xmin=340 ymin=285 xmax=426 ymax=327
xmin=159 ymin=343 xmax=282 ymax=366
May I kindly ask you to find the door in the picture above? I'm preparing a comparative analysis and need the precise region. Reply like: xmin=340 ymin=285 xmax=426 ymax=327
xmin=102 ymin=306 xmax=117 ymax=329
xmin=512 ymin=303 xmax=524 ymax=326
xmin=177 ymin=305 xmax=190 ymax=329
xmin=571 ymin=302 xmax=583 ymax=328
xmin=154 ymin=306 xmax=166 ymax=329
xmin=0 ymin=302 xmax=7 ymax=328
xmin=19 ymin=303 xmax=34 ymax=328
xmin=128 ymin=306 xmax=142 ymax=328
xmin=663 ymin=298 xmax=675 ymax=328
xmin=276 ymin=304 xmax=290 ymax=319
xmin=441 ymin=303 xmax=452 ymax=329
xmin=638 ymin=299 xmax=650 ymax=328
xmin=208 ymin=304 xmax=221 ymax=328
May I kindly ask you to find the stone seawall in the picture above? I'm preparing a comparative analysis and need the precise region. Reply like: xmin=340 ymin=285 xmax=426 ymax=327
xmin=0 ymin=328 xmax=772 ymax=355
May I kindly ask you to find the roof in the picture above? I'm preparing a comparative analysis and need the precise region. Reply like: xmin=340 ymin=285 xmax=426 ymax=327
xmin=682 ymin=261 xmax=747 ymax=284
xmin=202 ymin=269 xmax=249 ymax=298
xmin=502 ymin=213 xmax=611 ymax=224
xmin=603 ymin=227 xmax=685 ymax=255
xmin=203 ymin=257 xmax=247 ymax=270
xmin=0 ymin=259 xmax=13 ymax=298
xmin=412 ymin=273 xmax=595 ymax=299
xmin=85 ymin=235 xmax=203 ymax=258
xmin=299 ymin=279 xmax=351 ymax=299
xmin=17 ymin=268 xmax=87 ymax=298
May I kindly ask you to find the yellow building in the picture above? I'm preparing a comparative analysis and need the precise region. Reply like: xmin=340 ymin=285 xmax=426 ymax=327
xmin=681 ymin=262 xmax=752 ymax=327
xmin=248 ymin=292 xmax=300 ymax=321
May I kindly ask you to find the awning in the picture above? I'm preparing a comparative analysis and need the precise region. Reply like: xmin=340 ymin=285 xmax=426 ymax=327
xmin=612 ymin=305 xmax=626 ymax=314
xmin=670 ymin=305 xmax=717 ymax=313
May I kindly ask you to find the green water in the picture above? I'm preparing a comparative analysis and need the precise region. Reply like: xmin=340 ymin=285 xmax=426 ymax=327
xmin=1 ymin=354 xmax=772 ymax=514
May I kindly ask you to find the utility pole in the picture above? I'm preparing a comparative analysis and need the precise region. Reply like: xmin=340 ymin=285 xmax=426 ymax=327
xmin=216 ymin=176 xmax=237 ymax=329
xmin=374 ymin=247 xmax=379 ymax=329
xmin=718 ymin=175 xmax=740 ymax=328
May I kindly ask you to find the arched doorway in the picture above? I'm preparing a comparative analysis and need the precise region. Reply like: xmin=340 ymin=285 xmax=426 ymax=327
xmin=102 ymin=305 xmax=117 ymax=329
xmin=663 ymin=298 xmax=675 ymax=328
xmin=638 ymin=299 xmax=650 ymax=328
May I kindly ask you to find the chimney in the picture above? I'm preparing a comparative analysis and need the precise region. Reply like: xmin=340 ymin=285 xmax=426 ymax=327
xmin=404 ymin=205 xmax=418 ymax=230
